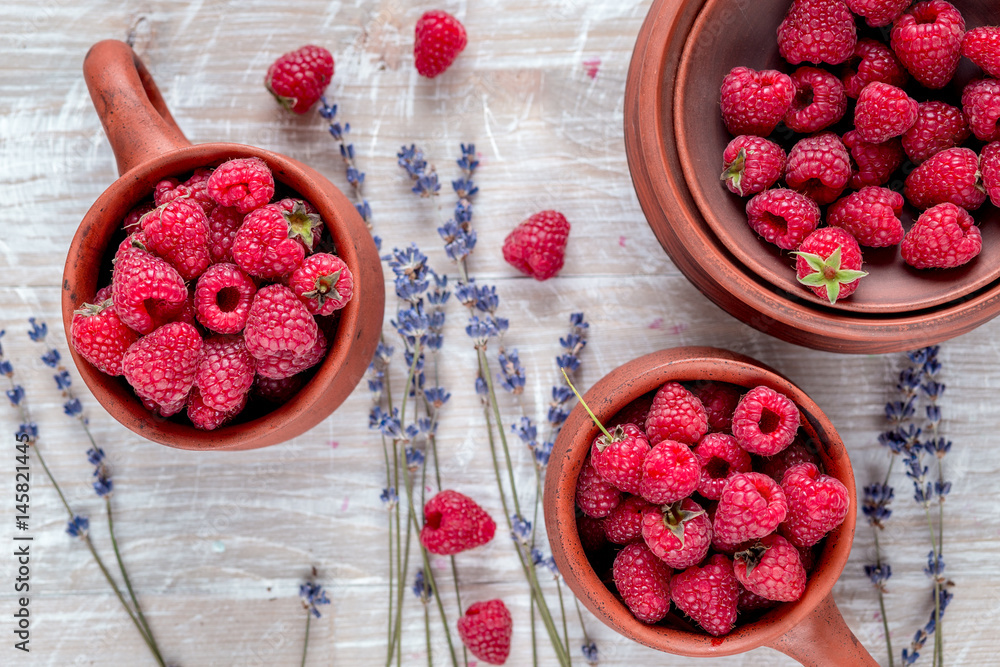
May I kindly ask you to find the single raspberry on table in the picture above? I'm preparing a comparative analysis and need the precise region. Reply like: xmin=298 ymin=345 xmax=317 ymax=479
xmin=577 ymin=514 xmax=609 ymax=553
xmin=841 ymin=38 xmax=909 ymax=99
xmin=719 ymin=67 xmax=794 ymax=137
xmin=720 ymin=135 xmax=786 ymax=197
xmin=122 ymin=321 xmax=203 ymax=408
xmin=784 ymin=132 xmax=852 ymax=205
xmin=111 ymin=244 xmax=188 ymax=335
xmin=777 ymin=0 xmax=856 ymax=65
xmin=760 ymin=438 xmax=821 ymax=483
xmin=287 ymin=252 xmax=354 ymax=316
xmin=195 ymin=335 xmax=255 ymax=413
xmin=963 ymin=27 xmax=1000 ymax=79
xmin=456 ymin=599 xmax=511 ymax=666
xmin=254 ymin=328 xmax=328 ymax=380
xmin=690 ymin=381 xmax=741 ymax=433
xmin=501 ymin=210 xmax=570 ymax=281
xmin=845 ymin=0 xmax=911 ymax=27
xmin=576 ymin=455 xmax=621 ymax=518
xmin=961 ymin=78 xmax=1000 ymax=142
xmin=639 ymin=439 xmax=702 ymax=505
xmin=603 ymin=495 xmax=653 ymax=545
xmin=139 ymin=198 xmax=212 ymax=281
xmin=187 ymin=386 xmax=246 ymax=431
xmin=745 ymin=189 xmax=820 ymax=251
xmin=419 ymin=490 xmax=496 ymax=555
xmin=641 ymin=498 xmax=712 ymax=569
xmin=670 ymin=554 xmax=739 ymax=637
xmin=70 ymin=299 xmax=140 ymax=376
xmin=612 ymin=542 xmax=673 ymax=624
xmin=827 ymin=186 xmax=905 ymax=247
xmin=233 ymin=199 xmax=323 ymax=279
xmin=981 ymin=142 xmax=1000 ymax=207
xmin=903 ymin=147 xmax=987 ymax=211
xmin=590 ymin=423 xmax=650 ymax=495
xmin=784 ymin=67 xmax=847 ymax=133
xmin=207 ymin=157 xmax=275 ymax=214
xmin=609 ymin=394 xmax=654 ymax=430
xmin=713 ymin=472 xmax=789 ymax=545
xmin=901 ymin=202 xmax=982 ymax=269
xmin=733 ymin=534 xmax=807 ymax=602
xmin=795 ymin=227 xmax=868 ymax=304
xmin=853 ymin=82 xmax=918 ymax=144
xmin=645 ymin=381 xmax=708 ymax=446
xmin=265 ymin=45 xmax=334 ymax=114
xmin=414 ymin=11 xmax=467 ymax=78
xmin=890 ymin=0 xmax=966 ymax=89
xmin=901 ymin=101 xmax=971 ymax=165
xmin=154 ymin=167 xmax=216 ymax=215
xmin=732 ymin=386 xmax=801 ymax=455
xmin=243 ymin=284 xmax=319 ymax=359
xmin=194 ymin=263 xmax=257 ymax=334
xmin=842 ymin=130 xmax=904 ymax=190
xmin=206 ymin=206 xmax=243 ymax=264
xmin=779 ymin=462 xmax=850 ymax=548
xmin=694 ymin=432 xmax=752 ymax=500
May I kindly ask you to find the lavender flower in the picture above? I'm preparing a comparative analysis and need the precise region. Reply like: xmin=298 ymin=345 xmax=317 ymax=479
xmin=511 ymin=514 xmax=533 ymax=544
xmin=496 ymin=348 xmax=526 ymax=394
xmin=66 ymin=515 xmax=89 ymax=538
xmin=87 ymin=447 xmax=113 ymax=498
xmin=582 ymin=641 xmax=599 ymax=665
xmin=380 ymin=487 xmax=399 ymax=509
xmin=369 ymin=406 xmax=402 ymax=438
xmin=319 ymin=97 xmax=371 ymax=226
xmin=862 ymin=483 xmax=894 ymax=529
xmin=299 ymin=581 xmax=331 ymax=619
xmin=412 ymin=569 xmax=433 ymax=602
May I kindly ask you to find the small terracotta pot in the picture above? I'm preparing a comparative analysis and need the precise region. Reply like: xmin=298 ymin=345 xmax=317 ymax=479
xmin=542 ymin=347 xmax=877 ymax=666
xmin=61 ymin=40 xmax=385 ymax=451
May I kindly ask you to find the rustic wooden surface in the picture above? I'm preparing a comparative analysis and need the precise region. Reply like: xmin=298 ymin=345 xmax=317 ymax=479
xmin=1 ymin=0 xmax=998 ymax=665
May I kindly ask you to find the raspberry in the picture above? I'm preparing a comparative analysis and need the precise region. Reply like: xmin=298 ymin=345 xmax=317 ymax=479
xmin=962 ymin=27 xmax=1000 ymax=79
xmin=233 ymin=199 xmax=322 ymax=279
xmin=784 ymin=132 xmax=851 ymax=205
xmin=827 ymin=186 xmax=905 ymax=247
xmin=589 ymin=423 xmax=650 ymax=495
xmin=853 ymin=82 xmax=918 ymax=144
xmin=207 ymin=157 xmax=275 ymax=214
xmin=501 ymin=210 xmax=570 ymax=281
xmin=414 ymin=10 xmax=467 ymax=78
xmin=70 ymin=299 xmax=140 ymax=376
xmin=903 ymin=147 xmax=987 ymax=211
xmin=195 ymin=335 xmax=255 ymax=413
xmin=187 ymin=386 xmax=246 ymax=431
xmin=243 ymin=284 xmax=319 ymax=359
xmin=719 ymin=67 xmax=794 ymax=137
xmin=713 ymin=472 xmax=788 ymax=545
xmin=760 ymin=438 xmax=821 ymax=482
xmin=122 ymin=322 xmax=203 ymax=407
xmin=901 ymin=101 xmax=971 ymax=165
xmin=456 ymin=600 xmax=511 ymax=666
xmin=254 ymin=328 xmax=328 ymax=380
xmin=690 ymin=381 xmax=740 ymax=433
xmin=794 ymin=226 xmax=867 ymax=303
xmin=154 ymin=168 xmax=216 ymax=215
xmin=124 ymin=202 xmax=155 ymax=230
xmin=94 ymin=284 xmax=113 ymax=303
xmin=784 ymin=67 xmax=847 ymax=133
xmin=141 ymin=395 xmax=186 ymax=418
xmin=777 ymin=0 xmax=856 ymax=65
xmin=638 ymin=440 xmax=702 ymax=505
xmin=694 ymin=433 xmax=752 ymax=500
xmin=670 ymin=554 xmax=739 ymax=637
xmin=419 ymin=490 xmax=496 ymax=555
xmin=732 ymin=387 xmax=801 ymax=455
xmin=111 ymin=244 xmax=188 ymax=335
xmin=744 ymin=189 xmax=820 ymax=250
xmin=265 ymin=45 xmax=334 ymax=114
xmin=287 ymin=252 xmax=354 ymax=316
xmin=842 ymin=130 xmax=904 ymax=190
xmin=603 ymin=495 xmax=653 ymax=545
xmin=891 ymin=1 xmax=966 ymax=89
xmin=900 ymin=202 xmax=982 ymax=269
xmin=841 ymin=38 xmax=909 ymax=98
xmin=577 ymin=515 xmax=609 ymax=553
xmin=779 ymin=462 xmax=850 ymax=548
xmin=575 ymin=455 xmax=621 ymax=518
xmin=612 ymin=542 xmax=673 ymax=624
xmin=720 ymin=135 xmax=786 ymax=196
xmin=961 ymin=78 xmax=1000 ymax=142
xmin=644 ymin=381 xmax=708 ymax=446
xmin=738 ymin=583 xmax=779 ymax=612
xmin=253 ymin=373 xmax=305 ymax=404
xmin=845 ymin=0 xmax=911 ymax=27
xmin=194 ymin=263 xmax=256 ymax=334
xmin=982 ymin=141 xmax=1000 ymax=207
xmin=139 ymin=198 xmax=211 ymax=281
xmin=206 ymin=206 xmax=243 ymax=264
xmin=609 ymin=394 xmax=654 ymax=430
xmin=733 ymin=534 xmax=807 ymax=602
xmin=641 ymin=498 xmax=712 ymax=569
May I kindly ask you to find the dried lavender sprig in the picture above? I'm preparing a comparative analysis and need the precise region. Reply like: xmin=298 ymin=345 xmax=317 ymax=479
xmin=299 ymin=580 xmax=331 ymax=667
xmin=319 ymin=97 xmax=371 ymax=227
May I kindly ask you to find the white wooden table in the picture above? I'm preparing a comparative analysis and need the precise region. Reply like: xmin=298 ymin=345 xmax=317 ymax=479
xmin=1 ymin=1 xmax=998 ymax=665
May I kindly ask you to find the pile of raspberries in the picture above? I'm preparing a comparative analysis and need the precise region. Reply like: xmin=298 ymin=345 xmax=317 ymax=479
xmin=70 ymin=157 xmax=354 ymax=430
xmin=719 ymin=0 xmax=1000 ymax=304
xmin=575 ymin=380 xmax=849 ymax=637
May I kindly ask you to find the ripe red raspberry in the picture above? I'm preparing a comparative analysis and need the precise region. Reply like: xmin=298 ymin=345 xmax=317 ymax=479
xmin=828 ymin=186 xmax=905 ymax=247
xmin=603 ymin=495 xmax=653 ymax=545
xmin=195 ymin=335 xmax=255 ymax=413
xmin=670 ymin=554 xmax=739 ymax=637
xmin=70 ymin=299 xmax=140 ymax=376
xmin=194 ymin=263 xmax=256 ymax=334
xmin=187 ymin=386 xmax=246 ymax=431
xmin=456 ymin=599 xmax=511 ymax=666
xmin=139 ymin=198 xmax=211 ymax=281
xmin=501 ymin=210 xmax=570 ymax=281
xmin=845 ymin=0 xmax=911 ymax=27
xmin=694 ymin=433 xmax=752 ymax=500
xmin=207 ymin=158 xmax=275 ymax=214
xmin=733 ymin=534 xmax=807 ymax=602
xmin=612 ymin=542 xmax=673 ymax=623
xmin=609 ymin=394 xmax=654 ymax=430
xmin=760 ymin=438 xmax=821 ymax=483
xmin=842 ymin=130 xmax=904 ymax=189
xmin=901 ymin=101 xmax=971 ymax=165
xmin=578 ymin=515 xmax=608 ymax=553
xmin=153 ymin=168 xmax=216 ymax=215
xmin=713 ymin=472 xmax=788 ymax=545
xmin=745 ymin=189 xmax=820 ymax=250
xmin=784 ymin=132 xmax=852 ymax=205
xmin=638 ymin=440 xmax=702 ymax=505
xmin=690 ymin=381 xmax=740 ymax=433
xmin=842 ymin=38 xmax=909 ymax=98
xmin=962 ymin=27 xmax=1000 ymax=79
xmin=890 ymin=0 xmax=966 ymax=89
xmin=719 ymin=67 xmax=794 ymax=137
xmin=419 ymin=490 xmax=496 ymax=555
xmin=123 ymin=202 xmax=155 ymax=230
xmin=777 ymin=0 xmax=856 ymax=65
xmin=795 ymin=227 xmax=867 ymax=304
xmin=243 ymin=284 xmax=319 ymax=359
xmin=645 ymin=381 xmax=708 ymax=446
xmin=287 ymin=252 xmax=354 ymax=316
xmin=207 ymin=206 xmax=243 ymax=264
xmin=903 ymin=147 xmax=987 ymax=211
xmin=141 ymin=395 xmax=186 ymax=418
xmin=590 ymin=423 xmax=650 ymax=495
xmin=784 ymin=67 xmax=847 ymax=133
xmin=576 ymin=455 xmax=621 ymax=518
xmin=233 ymin=199 xmax=322 ymax=279
xmin=122 ymin=322 xmax=203 ymax=407
xmin=112 ymin=244 xmax=188 ymax=335
xmin=981 ymin=141 xmax=1000 ymax=207
xmin=264 ymin=45 xmax=334 ymax=114
xmin=779 ymin=462 xmax=850 ymax=548
xmin=414 ymin=10 xmax=467 ymax=78
xmin=853 ymin=82 xmax=918 ymax=144
xmin=738 ymin=583 xmax=779 ymax=612
xmin=720 ymin=135 xmax=786 ymax=196
xmin=641 ymin=498 xmax=712 ymax=569
xmin=961 ymin=78 xmax=1000 ymax=142
xmin=253 ymin=373 xmax=305 ymax=404
xmin=733 ymin=386 xmax=800 ymax=456
xmin=254 ymin=328 xmax=328 ymax=380
xmin=901 ymin=202 xmax=982 ymax=269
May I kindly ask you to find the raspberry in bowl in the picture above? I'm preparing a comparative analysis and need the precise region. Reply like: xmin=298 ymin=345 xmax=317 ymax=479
xmin=543 ymin=347 xmax=875 ymax=664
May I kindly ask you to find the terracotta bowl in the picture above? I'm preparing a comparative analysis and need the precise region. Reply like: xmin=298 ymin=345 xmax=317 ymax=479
xmin=543 ymin=347 xmax=877 ymax=666
xmin=61 ymin=40 xmax=385 ymax=451
xmin=625 ymin=0 xmax=1000 ymax=353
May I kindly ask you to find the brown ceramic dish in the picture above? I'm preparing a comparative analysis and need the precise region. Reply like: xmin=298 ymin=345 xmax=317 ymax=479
xmin=61 ymin=40 xmax=384 ymax=451
xmin=625 ymin=0 xmax=1000 ymax=352
xmin=543 ymin=347 xmax=876 ymax=666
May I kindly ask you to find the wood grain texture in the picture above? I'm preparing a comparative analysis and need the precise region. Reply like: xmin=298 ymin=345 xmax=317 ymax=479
xmin=1 ymin=0 xmax=998 ymax=665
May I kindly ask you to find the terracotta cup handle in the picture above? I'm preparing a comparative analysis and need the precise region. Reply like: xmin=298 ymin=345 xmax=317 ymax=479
xmin=766 ymin=592 xmax=879 ymax=666
xmin=83 ymin=39 xmax=191 ymax=176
